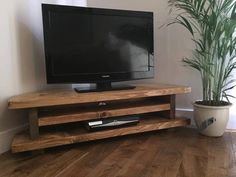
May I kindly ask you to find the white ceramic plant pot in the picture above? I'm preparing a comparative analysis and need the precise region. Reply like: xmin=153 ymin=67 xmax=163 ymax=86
xmin=193 ymin=102 xmax=232 ymax=137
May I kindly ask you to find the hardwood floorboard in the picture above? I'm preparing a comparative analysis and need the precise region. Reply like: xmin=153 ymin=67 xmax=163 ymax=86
xmin=84 ymin=135 xmax=150 ymax=177
xmin=143 ymin=132 xmax=184 ymax=177
xmin=178 ymin=133 xmax=208 ymax=177
xmin=206 ymin=133 xmax=231 ymax=177
xmin=228 ymin=132 xmax=236 ymax=177
xmin=1 ymin=128 xmax=236 ymax=177
xmin=0 ymin=146 xmax=89 ymax=177
xmin=56 ymin=139 xmax=124 ymax=177
xmin=107 ymin=134 xmax=161 ymax=177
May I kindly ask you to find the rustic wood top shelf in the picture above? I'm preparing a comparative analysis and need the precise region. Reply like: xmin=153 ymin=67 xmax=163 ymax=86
xmin=8 ymin=84 xmax=191 ymax=109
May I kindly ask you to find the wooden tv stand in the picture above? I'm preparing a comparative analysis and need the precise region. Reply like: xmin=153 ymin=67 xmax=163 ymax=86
xmin=8 ymin=84 xmax=191 ymax=153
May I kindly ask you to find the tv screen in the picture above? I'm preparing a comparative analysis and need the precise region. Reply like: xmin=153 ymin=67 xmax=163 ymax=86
xmin=42 ymin=4 xmax=154 ymax=87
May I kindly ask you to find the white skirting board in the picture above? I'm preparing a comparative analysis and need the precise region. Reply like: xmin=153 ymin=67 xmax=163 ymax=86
xmin=0 ymin=124 xmax=28 ymax=154
xmin=176 ymin=108 xmax=195 ymax=128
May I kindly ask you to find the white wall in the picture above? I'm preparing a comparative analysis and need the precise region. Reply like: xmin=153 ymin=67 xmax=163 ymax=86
xmin=0 ymin=0 xmax=86 ymax=154
xmin=0 ymin=0 xmax=44 ymax=133
xmin=87 ymin=0 xmax=202 ymax=110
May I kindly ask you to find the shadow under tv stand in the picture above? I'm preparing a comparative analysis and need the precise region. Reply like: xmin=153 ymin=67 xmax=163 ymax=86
xmin=74 ymin=82 xmax=136 ymax=93
xmin=8 ymin=84 xmax=191 ymax=153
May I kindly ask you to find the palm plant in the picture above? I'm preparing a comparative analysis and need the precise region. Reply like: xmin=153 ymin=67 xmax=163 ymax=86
xmin=168 ymin=0 xmax=236 ymax=106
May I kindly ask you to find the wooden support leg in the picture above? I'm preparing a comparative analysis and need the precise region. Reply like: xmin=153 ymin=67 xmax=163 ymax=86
xmin=169 ymin=94 xmax=176 ymax=119
xmin=29 ymin=109 xmax=39 ymax=139
xmin=156 ymin=94 xmax=176 ymax=119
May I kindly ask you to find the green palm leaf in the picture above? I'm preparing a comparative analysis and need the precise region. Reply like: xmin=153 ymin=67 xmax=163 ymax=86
xmin=167 ymin=0 xmax=236 ymax=105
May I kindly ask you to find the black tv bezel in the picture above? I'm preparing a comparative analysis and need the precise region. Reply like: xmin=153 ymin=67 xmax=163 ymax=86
xmin=42 ymin=4 xmax=154 ymax=84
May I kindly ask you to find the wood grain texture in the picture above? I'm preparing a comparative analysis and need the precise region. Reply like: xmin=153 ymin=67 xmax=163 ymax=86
xmin=38 ymin=102 xmax=170 ymax=126
xmin=1 ymin=128 xmax=236 ymax=177
xmin=12 ymin=117 xmax=190 ymax=153
xmin=8 ymin=84 xmax=191 ymax=109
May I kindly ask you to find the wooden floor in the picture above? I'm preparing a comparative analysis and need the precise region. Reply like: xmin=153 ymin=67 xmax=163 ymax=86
xmin=0 ymin=127 xmax=236 ymax=177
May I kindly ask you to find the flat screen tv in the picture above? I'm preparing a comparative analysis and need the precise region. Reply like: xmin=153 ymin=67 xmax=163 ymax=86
xmin=42 ymin=4 xmax=154 ymax=92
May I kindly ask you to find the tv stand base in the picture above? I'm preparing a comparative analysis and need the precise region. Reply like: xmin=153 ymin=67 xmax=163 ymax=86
xmin=8 ymin=84 xmax=191 ymax=153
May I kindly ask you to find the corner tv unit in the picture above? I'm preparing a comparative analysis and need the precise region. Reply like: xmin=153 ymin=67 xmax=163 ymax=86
xmin=42 ymin=4 xmax=154 ymax=92
xmin=9 ymin=84 xmax=191 ymax=153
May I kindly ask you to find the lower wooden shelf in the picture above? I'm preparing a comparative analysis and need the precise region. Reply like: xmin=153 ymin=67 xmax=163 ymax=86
xmin=12 ymin=117 xmax=190 ymax=153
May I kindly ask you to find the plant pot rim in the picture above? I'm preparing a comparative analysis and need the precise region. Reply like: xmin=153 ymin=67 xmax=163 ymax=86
xmin=193 ymin=101 xmax=232 ymax=109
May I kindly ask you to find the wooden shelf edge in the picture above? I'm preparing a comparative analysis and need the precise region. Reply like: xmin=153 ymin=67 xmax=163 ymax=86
xmin=38 ymin=103 xmax=171 ymax=126
xmin=12 ymin=117 xmax=190 ymax=153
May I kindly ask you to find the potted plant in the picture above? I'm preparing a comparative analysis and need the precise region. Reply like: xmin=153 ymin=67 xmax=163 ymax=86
xmin=167 ymin=0 xmax=236 ymax=136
